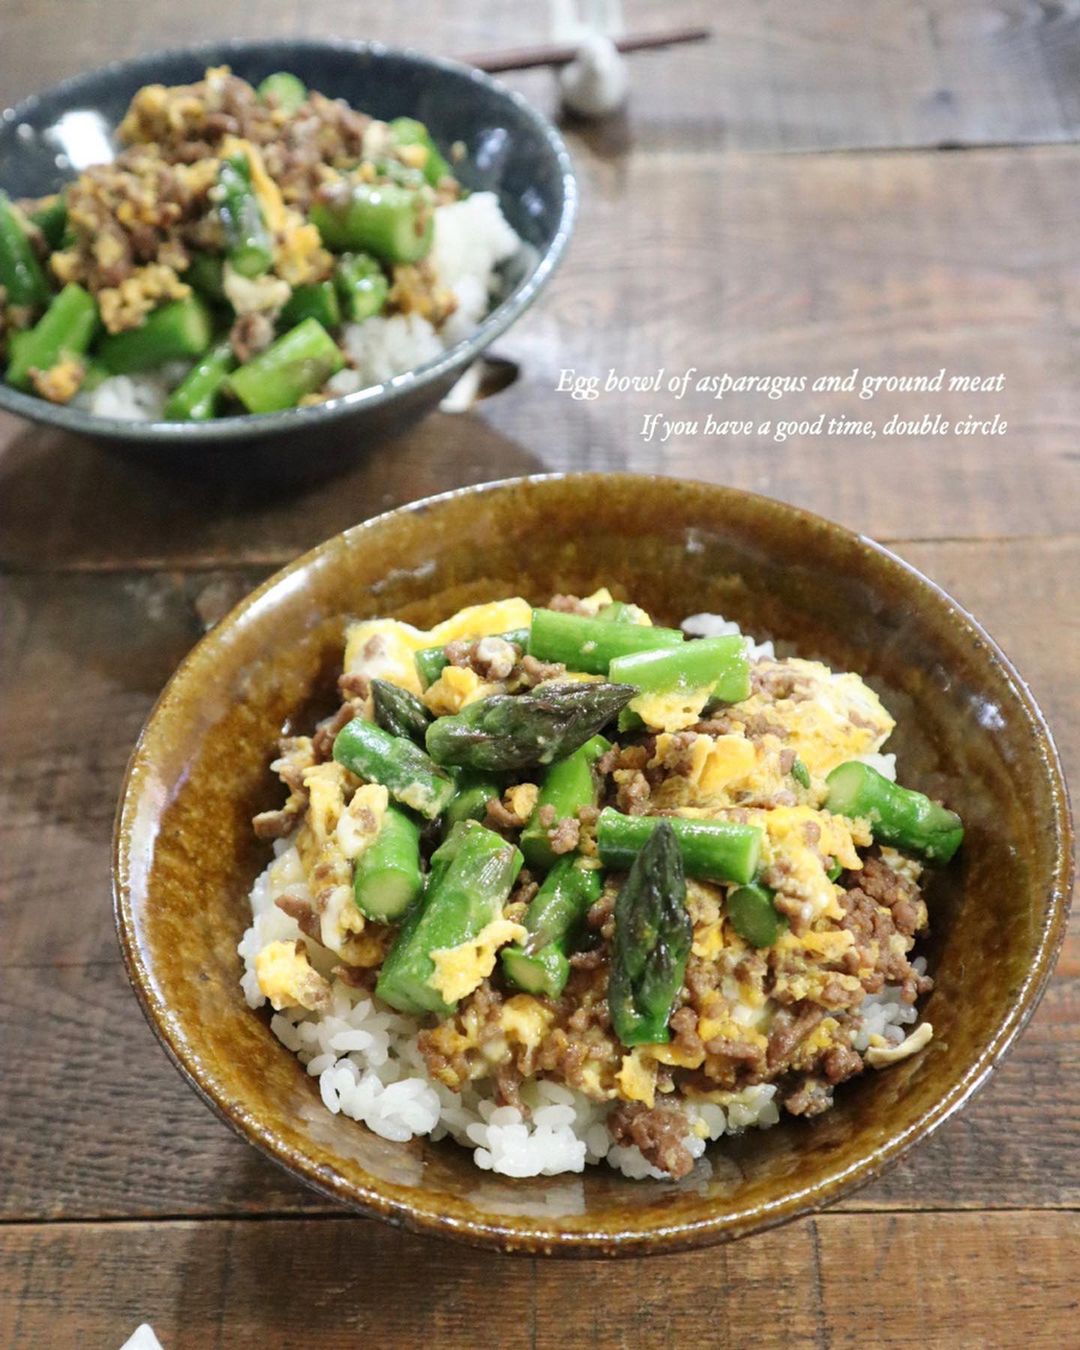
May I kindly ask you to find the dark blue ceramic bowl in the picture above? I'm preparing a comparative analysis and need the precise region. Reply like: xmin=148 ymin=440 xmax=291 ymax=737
xmin=0 ymin=40 xmax=576 ymax=478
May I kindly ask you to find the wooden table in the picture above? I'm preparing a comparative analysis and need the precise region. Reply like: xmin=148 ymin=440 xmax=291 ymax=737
xmin=1 ymin=3 xmax=1077 ymax=1345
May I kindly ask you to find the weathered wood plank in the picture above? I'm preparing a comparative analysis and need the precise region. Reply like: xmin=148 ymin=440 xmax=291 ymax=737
xmin=0 ymin=1212 xmax=1076 ymax=1349
xmin=4 ymin=0 xmax=1080 ymax=150
xmin=3 ymin=144 xmax=1079 ymax=568
xmin=0 ymin=536 xmax=1075 ymax=1221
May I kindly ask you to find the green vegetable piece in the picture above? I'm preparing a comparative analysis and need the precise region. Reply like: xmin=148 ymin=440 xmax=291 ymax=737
xmin=597 ymin=807 xmax=762 ymax=886
xmin=595 ymin=601 xmax=633 ymax=623
xmin=608 ymin=821 xmax=691 ymax=1047
xmin=333 ymin=716 xmax=455 ymax=820
xmin=825 ymin=761 xmax=964 ymax=863
xmin=162 ymin=340 xmax=236 ymax=421
xmin=6 ymin=285 xmax=96 ymax=387
xmin=375 ymin=821 xmax=523 ymax=1015
xmin=501 ymin=856 xmax=603 ymax=998
xmin=826 ymin=859 xmax=843 ymax=882
xmin=29 ymin=193 xmax=67 ymax=250
xmin=352 ymin=805 xmax=423 ymax=922
xmin=726 ymin=883 xmax=786 ymax=948
xmin=426 ymin=681 xmax=636 ymax=774
xmin=185 ymin=252 xmax=227 ymax=304
xmin=389 ymin=116 xmax=452 ymax=186
xmin=527 ymin=607 xmax=684 ymax=675
xmin=609 ymin=634 xmax=750 ymax=706
xmin=0 ymin=190 xmax=49 ymax=309
xmin=371 ymin=678 xmax=431 ymax=746
xmin=334 ymin=251 xmax=389 ymax=321
xmin=218 ymin=153 xmax=274 ymax=278
xmin=414 ymin=628 xmax=530 ymax=688
xmin=520 ymin=734 xmax=609 ymax=871
xmin=791 ymin=758 xmax=812 ymax=789
xmin=227 ymin=317 xmax=344 ymax=413
xmin=5 ymin=283 xmax=98 ymax=390
xmin=279 ymin=280 xmax=341 ymax=332
xmin=443 ymin=771 xmax=501 ymax=828
xmin=257 ymin=71 xmax=308 ymax=113
xmin=97 ymin=296 xmax=212 ymax=375
xmin=310 ymin=181 xmax=434 ymax=264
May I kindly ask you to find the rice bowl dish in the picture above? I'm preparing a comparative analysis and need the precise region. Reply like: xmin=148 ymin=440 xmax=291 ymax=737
xmin=239 ymin=589 xmax=962 ymax=1182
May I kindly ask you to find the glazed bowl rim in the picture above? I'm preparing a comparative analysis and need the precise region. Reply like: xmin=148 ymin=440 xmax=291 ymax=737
xmin=0 ymin=37 xmax=577 ymax=445
xmin=112 ymin=472 xmax=1074 ymax=1254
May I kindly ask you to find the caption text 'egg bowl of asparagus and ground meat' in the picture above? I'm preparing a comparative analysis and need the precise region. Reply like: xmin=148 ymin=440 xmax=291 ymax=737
xmin=113 ymin=475 xmax=1072 ymax=1255
xmin=0 ymin=41 xmax=575 ymax=471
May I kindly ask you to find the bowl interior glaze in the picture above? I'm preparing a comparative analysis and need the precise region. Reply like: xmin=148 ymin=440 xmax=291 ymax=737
xmin=114 ymin=475 xmax=1072 ymax=1255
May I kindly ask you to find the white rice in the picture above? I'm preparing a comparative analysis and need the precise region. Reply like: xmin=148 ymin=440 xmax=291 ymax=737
xmin=238 ymin=841 xmax=783 ymax=1181
xmin=680 ymin=611 xmax=775 ymax=662
xmin=79 ymin=191 xmax=520 ymax=420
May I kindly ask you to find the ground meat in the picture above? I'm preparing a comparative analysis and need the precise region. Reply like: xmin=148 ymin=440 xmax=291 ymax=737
xmin=516 ymin=654 xmax=566 ymax=687
xmin=784 ymin=1076 xmax=834 ymax=1116
xmin=508 ymin=870 xmax=539 ymax=910
xmin=614 ymin=769 xmax=651 ymax=815
xmin=766 ymin=1004 xmax=825 ymax=1072
xmin=608 ymin=1102 xmax=695 ymax=1180
xmin=751 ymin=662 xmax=815 ymax=702
xmin=331 ymin=963 xmax=377 ymax=991
xmin=595 ymin=746 xmax=621 ymax=777
xmin=28 ymin=357 xmax=85 ymax=404
xmin=822 ymin=1043 xmax=864 ymax=1084
xmin=546 ymin=593 xmax=592 ymax=615
xmin=547 ymin=816 xmax=581 ymax=855
xmin=229 ymin=309 xmax=275 ymax=363
xmin=252 ymin=805 xmax=303 ymax=839
xmin=338 ymin=672 xmax=371 ymax=700
xmin=669 ymin=1006 xmax=705 ymax=1063
xmin=484 ymin=794 xmax=523 ymax=833
xmin=275 ymin=893 xmax=321 ymax=941
xmin=840 ymin=857 xmax=932 ymax=1004
xmin=311 ymin=699 xmax=364 ymax=761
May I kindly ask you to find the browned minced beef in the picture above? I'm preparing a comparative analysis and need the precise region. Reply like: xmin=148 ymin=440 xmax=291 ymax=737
xmin=311 ymin=699 xmax=364 ymax=762
xmin=338 ymin=672 xmax=371 ymax=701
xmin=444 ymin=635 xmax=520 ymax=681
xmin=546 ymin=593 xmax=592 ymax=615
xmin=252 ymin=804 xmax=301 ymax=839
xmin=484 ymin=794 xmax=524 ymax=833
xmin=766 ymin=1004 xmax=825 ymax=1073
xmin=822 ymin=1043 xmax=864 ymax=1084
xmin=275 ymin=893 xmax=321 ymax=941
xmin=615 ymin=770 xmax=651 ymax=815
xmin=608 ymin=1102 xmax=695 ymax=1179
xmin=839 ymin=856 xmax=933 ymax=1003
xmin=515 ymin=654 xmax=566 ymax=686
xmin=784 ymin=1077 xmax=834 ymax=1117
xmin=229 ymin=310 xmax=275 ymax=363
xmin=547 ymin=815 xmax=581 ymax=855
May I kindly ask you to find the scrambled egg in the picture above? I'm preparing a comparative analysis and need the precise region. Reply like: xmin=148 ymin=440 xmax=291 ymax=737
xmin=343 ymin=598 xmax=532 ymax=698
xmin=427 ymin=918 xmax=527 ymax=1005
xmin=422 ymin=664 xmax=498 ymax=715
xmin=255 ymin=939 xmax=331 ymax=1012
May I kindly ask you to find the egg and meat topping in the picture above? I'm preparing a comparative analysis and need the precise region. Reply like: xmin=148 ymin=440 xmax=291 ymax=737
xmin=249 ymin=592 xmax=958 ymax=1175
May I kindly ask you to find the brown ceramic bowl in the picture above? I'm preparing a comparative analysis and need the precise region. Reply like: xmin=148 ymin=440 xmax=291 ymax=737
xmin=113 ymin=474 xmax=1073 ymax=1255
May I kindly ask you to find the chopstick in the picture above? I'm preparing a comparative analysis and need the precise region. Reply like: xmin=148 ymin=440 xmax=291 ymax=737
xmin=463 ymin=26 xmax=711 ymax=75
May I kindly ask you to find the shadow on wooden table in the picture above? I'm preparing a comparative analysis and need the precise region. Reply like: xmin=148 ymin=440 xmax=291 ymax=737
xmin=0 ymin=410 xmax=547 ymax=572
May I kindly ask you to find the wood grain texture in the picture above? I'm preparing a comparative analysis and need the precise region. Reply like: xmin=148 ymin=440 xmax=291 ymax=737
xmin=0 ymin=1212 xmax=1076 ymax=1349
xmin=1 ymin=537 xmax=1075 ymax=1222
xmin=4 ymin=0 xmax=1080 ymax=151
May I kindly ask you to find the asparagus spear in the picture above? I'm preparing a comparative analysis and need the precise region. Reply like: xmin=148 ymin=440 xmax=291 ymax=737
xmin=333 ymin=717 xmax=455 ymax=820
xmin=596 ymin=807 xmax=762 ymax=885
xmin=500 ymin=855 xmax=603 ymax=998
xmin=609 ymin=634 xmax=750 ymax=706
xmin=791 ymin=758 xmax=812 ymax=789
xmin=97 ymin=296 xmax=212 ymax=375
xmin=218 ymin=153 xmax=274 ymax=278
xmin=185 ymin=252 xmax=227 ymax=304
xmin=595 ymin=600 xmax=633 ymax=623
xmin=608 ymin=821 xmax=691 ymax=1046
xmin=527 ymin=607 xmax=684 ymax=675
xmin=389 ymin=116 xmax=453 ymax=186
xmin=824 ymin=761 xmax=963 ymax=863
xmin=279 ymin=280 xmax=341 ymax=332
xmin=414 ymin=627 xmax=530 ymax=688
xmin=257 ymin=71 xmax=308 ymax=113
xmin=334 ymin=251 xmax=389 ymax=321
xmin=375 ymin=821 xmax=523 ymax=1015
xmin=29 ymin=193 xmax=67 ymax=250
xmin=425 ymin=681 xmax=636 ymax=773
xmin=5 ymin=284 xmax=98 ymax=390
xmin=519 ymin=734 xmax=609 ymax=871
xmin=371 ymin=678 xmax=431 ymax=746
xmin=227 ymin=318 xmax=344 ymax=413
xmin=442 ymin=771 xmax=501 ymax=828
xmin=162 ymin=340 xmax=236 ymax=421
xmin=352 ymin=804 xmax=423 ymax=922
xmin=726 ymin=882 xmax=786 ymax=948
xmin=0 ymin=190 xmax=48 ymax=309
xmin=310 ymin=182 xmax=434 ymax=265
